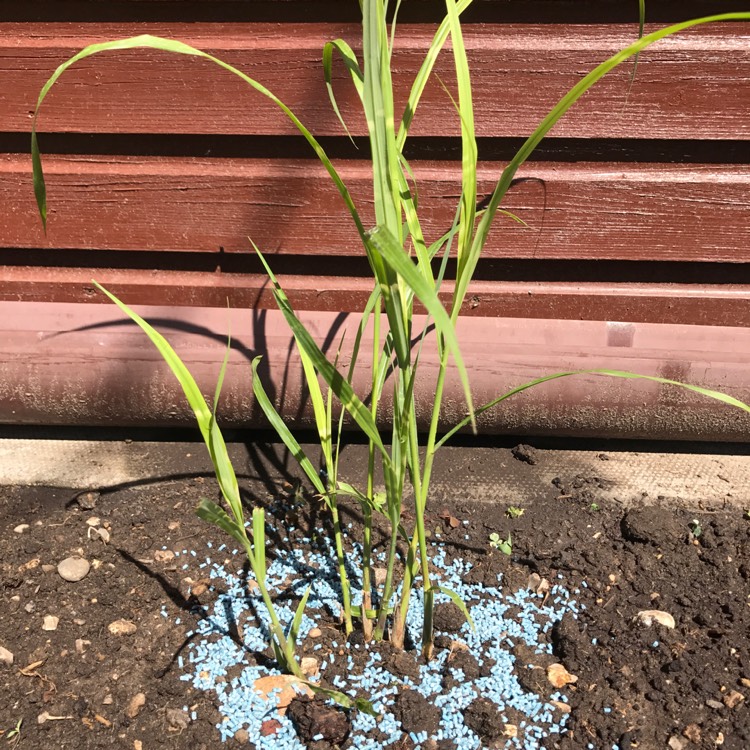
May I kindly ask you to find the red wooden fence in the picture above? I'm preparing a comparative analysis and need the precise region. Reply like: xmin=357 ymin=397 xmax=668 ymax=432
xmin=1 ymin=1 xmax=749 ymax=436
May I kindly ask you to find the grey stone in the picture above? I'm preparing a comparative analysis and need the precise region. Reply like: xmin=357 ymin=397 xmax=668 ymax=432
xmin=57 ymin=556 xmax=90 ymax=582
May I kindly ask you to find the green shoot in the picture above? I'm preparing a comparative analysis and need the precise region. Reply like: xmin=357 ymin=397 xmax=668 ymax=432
xmin=689 ymin=519 xmax=703 ymax=539
xmin=489 ymin=532 xmax=513 ymax=556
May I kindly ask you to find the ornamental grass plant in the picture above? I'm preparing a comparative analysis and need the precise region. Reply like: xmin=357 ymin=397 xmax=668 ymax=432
xmin=31 ymin=0 xmax=750 ymax=701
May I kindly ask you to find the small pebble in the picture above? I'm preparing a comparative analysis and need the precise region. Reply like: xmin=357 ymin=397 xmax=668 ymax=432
xmin=126 ymin=692 xmax=147 ymax=719
xmin=300 ymin=657 xmax=319 ymax=676
xmin=683 ymin=724 xmax=701 ymax=743
xmin=550 ymin=700 xmax=571 ymax=714
xmin=57 ymin=557 xmax=91 ymax=583
xmin=547 ymin=663 xmax=578 ymax=688
xmin=165 ymin=708 xmax=190 ymax=730
xmin=633 ymin=609 xmax=675 ymax=630
xmin=0 ymin=646 xmax=13 ymax=666
xmin=723 ymin=690 xmax=745 ymax=709
xmin=308 ymin=627 xmax=323 ymax=639
xmin=108 ymin=619 xmax=137 ymax=636
xmin=88 ymin=527 xmax=110 ymax=543
xmin=13 ymin=524 xmax=30 ymax=534
xmin=42 ymin=615 xmax=59 ymax=631
xmin=76 ymin=491 xmax=99 ymax=510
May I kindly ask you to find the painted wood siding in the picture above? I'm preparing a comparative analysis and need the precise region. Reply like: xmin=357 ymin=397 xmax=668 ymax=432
xmin=1 ymin=1 xmax=749 ymax=327
xmin=2 ymin=1 xmax=750 ymax=438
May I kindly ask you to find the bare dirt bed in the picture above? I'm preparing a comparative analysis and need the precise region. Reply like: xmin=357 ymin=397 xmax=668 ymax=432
xmin=0 ymin=444 xmax=748 ymax=750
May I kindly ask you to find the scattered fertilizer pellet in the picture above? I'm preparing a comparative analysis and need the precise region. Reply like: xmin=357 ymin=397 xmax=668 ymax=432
xmin=166 ymin=525 xmax=585 ymax=749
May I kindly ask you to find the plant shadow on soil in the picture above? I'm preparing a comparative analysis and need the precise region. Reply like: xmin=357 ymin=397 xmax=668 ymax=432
xmin=1 ymin=443 xmax=749 ymax=750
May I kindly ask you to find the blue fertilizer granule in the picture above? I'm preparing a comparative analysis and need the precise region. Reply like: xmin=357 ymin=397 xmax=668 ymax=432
xmin=166 ymin=524 xmax=588 ymax=749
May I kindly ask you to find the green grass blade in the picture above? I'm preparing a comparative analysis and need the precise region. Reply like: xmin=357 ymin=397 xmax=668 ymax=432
xmin=345 ymin=286 xmax=382 ymax=388
xmin=363 ymin=0 xmax=400 ymax=234
xmin=367 ymin=225 xmax=476 ymax=430
xmin=588 ymin=369 xmax=750 ymax=412
xmin=31 ymin=34 xmax=367 ymax=244
xmin=93 ymin=282 xmax=242 ymax=514
xmin=376 ymin=269 xmax=411 ymax=371
xmin=433 ymin=585 xmax=475 ymax=631
xmin=389 ymin=0 xmax=405 ymax=56
xmin=445 ymin=0 xmax=477 ymax=277
xmin=306 ymin=684 xmax=379 ymax=717
xmin=196 ymin=498 xmax=248 ymax=548
xmin=252 ymin=508 xmax=267 ymax=584
xmin=623 ymin=0 xmax=647 ymax=107
xmin=211 ymin=323 xmax=231 ymax=427
xmin=396 ymin=0 xmax=474 ymax=149
xmin=297 ymin=340 xmax=333 ymax=470
xmin=255 ymin=249 xmax=390 ymax=466
xmin=93 ymin=282 xmax=211 ymax=436
xmin=396 ymin=155 xmax=433 ymax=286
xmin=638 ymin=0 xmax=646 ymax=38
xmin=634 ymin=0 xmax=647 ymax=81
xmin=251 ymin=357 xmax=327 ymax=496
xmin=288 ymin=584 xmax=312 ymax=648
xmin=207 ymin=331 xmax=243 ymax=522
xmin=454 ymin=12 xmax=750 ymax=315
xmin=436 ymin=368 xmax=750 ymax=451
xmin=322 ymin=39 xmax=364 ymax=143
xmin=333 ymin=289 xmax=381 ymax=492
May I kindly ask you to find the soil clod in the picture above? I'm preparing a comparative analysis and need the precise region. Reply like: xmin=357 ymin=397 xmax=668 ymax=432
xmin=463 ymin=698 xmax=507 ymax=744
xmin=75 ymin=492 xmax=99 ymax=510
xmin=621 ymin=506 xmax=684 ymax=546
xmin=393 ymin=689 xmax=441 ymax=737
xmin=287 ymin=695 xmax=351 ymax=745
xmin=511 ymin=444 xmax=538 ymax=465
xmin=432 ymin=602 xmax=465 ymax=633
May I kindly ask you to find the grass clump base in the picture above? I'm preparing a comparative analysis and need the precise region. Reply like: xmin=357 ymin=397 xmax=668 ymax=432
xmin=172 ymin=497 xmax=582 ymax=750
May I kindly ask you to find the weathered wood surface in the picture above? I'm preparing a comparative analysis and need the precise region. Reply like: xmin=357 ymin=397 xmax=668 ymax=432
xmin=4 ymin=301 xmax=750 ymax=439
xmin=4 ymin=265 xmax=750 ymax=326
xmin=3 ymin=155 xmax=749 ymax=262
xmin=3 ymin=22 xmax=749 ymax=139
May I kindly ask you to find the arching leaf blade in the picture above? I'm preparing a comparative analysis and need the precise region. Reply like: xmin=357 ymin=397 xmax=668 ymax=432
xmin=436 ymin=368 xmax=750 ymax=451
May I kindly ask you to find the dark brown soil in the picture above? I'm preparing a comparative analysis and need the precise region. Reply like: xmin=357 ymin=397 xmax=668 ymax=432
xmin=1 ymin=447 xmax=749 ymax=750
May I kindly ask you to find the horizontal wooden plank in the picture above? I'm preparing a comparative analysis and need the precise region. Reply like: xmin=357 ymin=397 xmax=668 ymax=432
xmin=3 ymin=155 xmax=750 ymax=262
xmin=4 ymin=265 xmax=750 ymax=326
xmin=4 ymin=300 xmax=750 ymax=438
xmin=5 ymin=300 xmax=750 ymax=439
xmin=2 ymin=22 xmax=749 ymax=139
